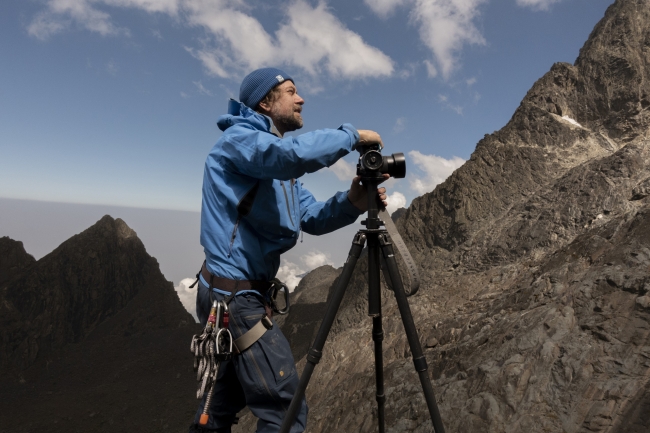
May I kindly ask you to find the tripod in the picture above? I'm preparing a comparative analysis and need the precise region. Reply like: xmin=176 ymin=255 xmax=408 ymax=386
xmin=278 ymin=173 xmax=445 ymax=433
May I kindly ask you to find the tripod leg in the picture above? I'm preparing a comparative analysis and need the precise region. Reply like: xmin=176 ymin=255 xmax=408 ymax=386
xmin=372 ymin=315 xmax=386 ymax=433
xmin=379 ymin=234 xmax=446 ymax=433
xmin=278 ymin=232 xmax=367 ymax=433
xmin=367 ymin=233 xmax=386 ymax=433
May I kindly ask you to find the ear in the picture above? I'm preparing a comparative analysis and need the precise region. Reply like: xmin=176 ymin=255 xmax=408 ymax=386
xmin=258 ymin=99 xmax=271 ymax=113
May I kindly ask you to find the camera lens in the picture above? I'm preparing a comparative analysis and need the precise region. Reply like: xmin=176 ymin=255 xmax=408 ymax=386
xmin=383 ymin=153 xmax=406 ymax=178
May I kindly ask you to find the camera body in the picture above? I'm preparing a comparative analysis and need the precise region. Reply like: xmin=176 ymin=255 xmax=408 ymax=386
xmin=356 ymin=144 xmax=406 ymax=179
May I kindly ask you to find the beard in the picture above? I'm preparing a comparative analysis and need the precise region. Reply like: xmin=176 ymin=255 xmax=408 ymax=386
xmin=272 ymin=106 xmax=303 ymax=133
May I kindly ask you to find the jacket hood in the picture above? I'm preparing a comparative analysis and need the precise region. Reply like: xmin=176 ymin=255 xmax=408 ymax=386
xmin=217 ymin=102 xmax=271 ymax=133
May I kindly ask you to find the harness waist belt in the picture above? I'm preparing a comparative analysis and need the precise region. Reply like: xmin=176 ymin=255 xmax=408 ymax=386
xmin=201 ymin=263 xmax=270 ymax=294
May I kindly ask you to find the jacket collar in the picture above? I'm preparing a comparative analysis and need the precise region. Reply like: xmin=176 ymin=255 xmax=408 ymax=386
xmin=217 ymin=101 xmax=282 ymax=137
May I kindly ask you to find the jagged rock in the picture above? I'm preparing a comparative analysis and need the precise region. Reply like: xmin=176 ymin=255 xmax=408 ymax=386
xmin=391 ymin=207 xmax=407 ymax=222
xmin=631 ymin=176 xmax=650 ymax=200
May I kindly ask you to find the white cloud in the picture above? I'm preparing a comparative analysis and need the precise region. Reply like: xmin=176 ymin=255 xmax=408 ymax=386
xmin=274 ymin=1 xmax=394 ymax=79
xmin=28 ymin=0 xmax=131 ymax=39
xmin=328 ymin=158 xmax=357 ymax=181
xmin=408 ymin=150 xmax=465 ymax=195
xmin=29 ymin=0 xmax=394 ymax=81
xmin=175 ymin=277 xmax=199 ymax=322
xmin=303 ymin=251 xmax=333 ymax=269
xmin=385 ymin=191 xmax=406 ymax=214
xmin=276 ymin=260 xmax=305 ymax=292
xmin=412 ymin=0 xmax=487 ymax=79
xmin=466 ymin=77 xmax=477 ymax=86
xmin=366 ymin=0 xmax=487 ymax=80
xmin=364 ymin=0 xmax=409 ymax=18
xmin=393 ymin=117 xmax=406 ymax=133
xmin=516 ymin=0 xmax=562 ymax=11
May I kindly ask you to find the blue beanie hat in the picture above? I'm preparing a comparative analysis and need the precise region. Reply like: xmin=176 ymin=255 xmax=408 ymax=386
xmin=239 ymin=67 xmax=293 ymax=109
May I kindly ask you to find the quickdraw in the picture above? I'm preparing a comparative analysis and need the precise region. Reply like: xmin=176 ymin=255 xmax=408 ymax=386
xmin=190 ymin=300 xmax=233 ymax=426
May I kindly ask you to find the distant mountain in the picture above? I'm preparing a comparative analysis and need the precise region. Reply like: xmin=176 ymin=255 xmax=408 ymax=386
xmin=0 ymin=216 xmax=199 ymax=433
xmin=242 ymin=1 xmax=650 ymax=432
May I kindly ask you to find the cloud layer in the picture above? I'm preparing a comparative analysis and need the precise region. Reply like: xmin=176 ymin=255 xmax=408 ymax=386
xmin=29 ymin=0 xmax=393 ymax=81
xmin=365 ymin=0 xmax=487 ymax=79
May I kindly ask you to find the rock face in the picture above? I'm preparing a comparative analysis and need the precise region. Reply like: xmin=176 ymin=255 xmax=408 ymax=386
xmin=0 ymin=237 xmax=35 ymax=286
xmin=232 ymin=1 xmax=650 ymax=432
xmin=0 ymin=216 xmax=199 ymax=433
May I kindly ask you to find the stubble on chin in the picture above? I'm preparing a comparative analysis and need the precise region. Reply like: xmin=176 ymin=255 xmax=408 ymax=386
xmin=275 ymin=112 xmax=303 ymax=132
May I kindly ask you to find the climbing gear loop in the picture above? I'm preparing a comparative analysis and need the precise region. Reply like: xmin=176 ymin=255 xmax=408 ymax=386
xmin=190 ymin=300 xmax=233 ymax=426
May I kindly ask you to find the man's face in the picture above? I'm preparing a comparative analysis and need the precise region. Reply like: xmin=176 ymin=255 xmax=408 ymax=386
xmin=264 ymin=80 xmax=304 ymax=135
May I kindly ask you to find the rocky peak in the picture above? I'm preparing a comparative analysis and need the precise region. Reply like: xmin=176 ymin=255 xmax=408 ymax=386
xmin=0 ymin=215 xmax=193 ymax=370
xmin=398 ymin=0 xmax=650 ymax=263
xmin=0 ymin=237 xmax=35 ymax=286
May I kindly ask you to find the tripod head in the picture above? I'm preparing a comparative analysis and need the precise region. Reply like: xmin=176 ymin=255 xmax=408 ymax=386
xmin=356 ymin=144 xmax=406 ymax=229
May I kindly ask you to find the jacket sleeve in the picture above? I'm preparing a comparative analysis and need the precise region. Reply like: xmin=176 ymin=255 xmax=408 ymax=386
xmin=299 ymin=183 xmax=363 ymax=235
xmin=219 ymin=124 xmax=359 ymax=181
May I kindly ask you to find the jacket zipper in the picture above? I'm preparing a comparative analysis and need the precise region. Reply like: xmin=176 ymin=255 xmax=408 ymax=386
xmin=280 ymin=181 xmax=295 ymax=226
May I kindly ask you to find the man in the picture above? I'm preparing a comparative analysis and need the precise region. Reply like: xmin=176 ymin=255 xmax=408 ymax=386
xmin=191 ymin=67 xmax=387 ymax=433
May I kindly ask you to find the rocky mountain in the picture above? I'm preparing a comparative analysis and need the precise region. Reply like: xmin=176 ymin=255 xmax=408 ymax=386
xmin=231 ymin=1 xmax=650 ymax=432
xmin=0 ymin=237 xmax=35 ymax=287
xmin=0 ymin=216 xmax=199 ymax=433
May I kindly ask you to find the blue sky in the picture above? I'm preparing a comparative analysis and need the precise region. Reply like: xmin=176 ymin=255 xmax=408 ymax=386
xmin=0 ymin=0 xmax=614 ymax=311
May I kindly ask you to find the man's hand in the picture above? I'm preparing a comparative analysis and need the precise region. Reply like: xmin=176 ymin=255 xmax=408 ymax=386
xmin=356 ymin=130 xmax=384 ymax=150
xmin=347 ymin=174 xmax=390 ymax=211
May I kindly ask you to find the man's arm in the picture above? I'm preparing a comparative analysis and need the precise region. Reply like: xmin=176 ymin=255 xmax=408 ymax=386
xmin=298 ymin=177 xmax=389 ymax=235
xmin=299 ymin=185 xmax=362 ymax=236
xmin=219 ymin=124 xmax=359 ymax=181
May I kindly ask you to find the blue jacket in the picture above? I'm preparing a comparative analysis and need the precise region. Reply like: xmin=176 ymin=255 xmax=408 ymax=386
xmin=200 ymin=102 xmax=362 ymax=283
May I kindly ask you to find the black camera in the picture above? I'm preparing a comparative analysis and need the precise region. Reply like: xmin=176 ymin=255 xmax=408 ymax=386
xmin=356 ymin=144 xmax=406 ymax=179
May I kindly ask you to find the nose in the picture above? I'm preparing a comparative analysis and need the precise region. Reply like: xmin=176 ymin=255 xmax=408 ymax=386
xmin=295 ymin=93 xmax=304 ymax=105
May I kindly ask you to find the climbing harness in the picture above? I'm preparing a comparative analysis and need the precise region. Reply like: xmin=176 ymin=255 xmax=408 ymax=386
xmin=190 ymin=300 xmax=233 ymax=426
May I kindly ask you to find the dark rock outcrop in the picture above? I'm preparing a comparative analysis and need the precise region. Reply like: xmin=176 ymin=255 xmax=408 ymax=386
xmin=0 ymin=237 xmax=35 ymax=286
xmin=0 ymin=216 xmax=198 ymax=433
xmin=233 ymin=1 xmax=650 ymax=432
